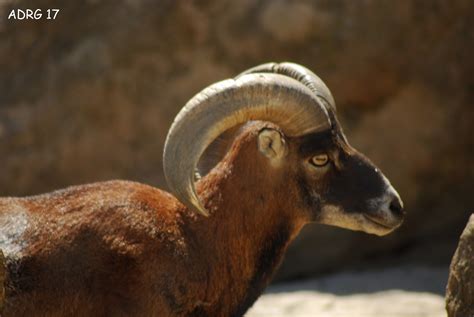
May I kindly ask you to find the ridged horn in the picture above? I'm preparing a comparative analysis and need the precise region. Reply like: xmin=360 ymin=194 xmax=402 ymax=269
xmin=163 ymin=71 xmax=333 ymax=216
xmin=239 ymin=62 xmax=336 ymax=112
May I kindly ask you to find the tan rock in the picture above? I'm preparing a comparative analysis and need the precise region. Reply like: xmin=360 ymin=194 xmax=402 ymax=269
xmin=0 ymin=249 xmax=4 ymax=312
xmin=446 ymin=214 xmax=474 ymax=317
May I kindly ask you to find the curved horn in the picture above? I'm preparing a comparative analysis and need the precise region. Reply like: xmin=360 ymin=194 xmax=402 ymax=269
xmin=239 ymin=62 xmax=336 ymax=112
xmin=163 ymin=72 xmax=332 ymax=216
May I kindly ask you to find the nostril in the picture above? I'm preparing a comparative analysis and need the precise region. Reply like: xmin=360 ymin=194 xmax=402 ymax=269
xmin=389 ymin=197 xmax=404 ymax=216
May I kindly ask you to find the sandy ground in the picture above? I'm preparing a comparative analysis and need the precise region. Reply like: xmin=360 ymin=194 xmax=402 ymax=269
xmin=247 ymin=266 xmax=448 ymax=317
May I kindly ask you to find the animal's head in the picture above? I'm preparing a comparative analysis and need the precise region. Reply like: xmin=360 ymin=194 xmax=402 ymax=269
xmin=163 ymin=62 xmax=404 ymax=236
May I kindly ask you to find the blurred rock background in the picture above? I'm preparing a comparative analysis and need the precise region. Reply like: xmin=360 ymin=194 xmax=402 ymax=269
xmin=0 ymin=0 xmax=473 ymax=282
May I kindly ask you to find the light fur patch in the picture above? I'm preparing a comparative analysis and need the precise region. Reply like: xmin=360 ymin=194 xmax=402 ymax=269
xmin=367 ymin=180 xmax=403 ymax=219
xmin=319 ymin=204 xmax=393 ymax=236
xmin=319 ymin=204 xmax=364 ymax=231
xmin=0 ymin=202 xmax=30 ymax=258
xmin=372 ymin=174 xmax=403 ymax=209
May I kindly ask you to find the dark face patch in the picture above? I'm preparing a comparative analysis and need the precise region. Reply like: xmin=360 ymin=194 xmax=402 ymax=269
xmin=294 ymin=130 xmax=388 ymax=220
xmin=322 ymin=150 xmax=387 ymax=213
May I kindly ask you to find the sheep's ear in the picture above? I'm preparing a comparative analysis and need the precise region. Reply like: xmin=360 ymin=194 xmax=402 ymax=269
xmin=258 ymin=128 xmax=287 ymax=162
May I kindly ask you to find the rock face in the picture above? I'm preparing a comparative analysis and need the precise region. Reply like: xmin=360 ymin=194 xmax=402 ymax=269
xmin=0 ymin=249 xmax=4 ymax=312
xmin=0 ymin=0 xmax=473 ymax=280
xmin=446 ymin=214 xmax=474 ymax=317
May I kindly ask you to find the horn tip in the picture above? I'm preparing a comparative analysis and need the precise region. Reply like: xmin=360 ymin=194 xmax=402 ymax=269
xmin=196 ymin=207 xmax=210 ymax=217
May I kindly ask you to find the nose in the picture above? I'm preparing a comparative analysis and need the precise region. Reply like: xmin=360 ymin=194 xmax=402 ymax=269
xmin=389 ymin=195 xmax=404 ymax=216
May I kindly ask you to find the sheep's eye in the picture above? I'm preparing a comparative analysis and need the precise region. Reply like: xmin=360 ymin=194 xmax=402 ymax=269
xmin=310 ymin=154 xmax=329 ymax=167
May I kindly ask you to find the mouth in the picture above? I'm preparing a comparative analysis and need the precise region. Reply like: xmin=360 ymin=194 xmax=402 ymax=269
xmin=316 ymin=204 xmax=404 ymax=236
xmin=364 ymin=214 xmax=393 ymax=229
xmin=363 ymin=213 xmax=403 ymax=235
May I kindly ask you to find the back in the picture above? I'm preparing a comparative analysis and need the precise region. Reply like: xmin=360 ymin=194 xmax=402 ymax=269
xmin=0 ymin=180 xmax=185 ymax=316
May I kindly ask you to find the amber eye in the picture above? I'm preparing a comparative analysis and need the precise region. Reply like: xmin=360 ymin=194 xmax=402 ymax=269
xmin=310 ymin=154 xmax=329 ymax=167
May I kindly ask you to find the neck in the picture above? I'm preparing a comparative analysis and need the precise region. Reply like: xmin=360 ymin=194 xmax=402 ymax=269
xmin=181 ymin=154 xmax=305 ymax=316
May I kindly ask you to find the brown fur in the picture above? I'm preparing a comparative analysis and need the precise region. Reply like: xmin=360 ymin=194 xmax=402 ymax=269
xmin=1 ymin=122 xmax=308 ymax=316
xmin=0 ymin=119 xmax=403 ymax=316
